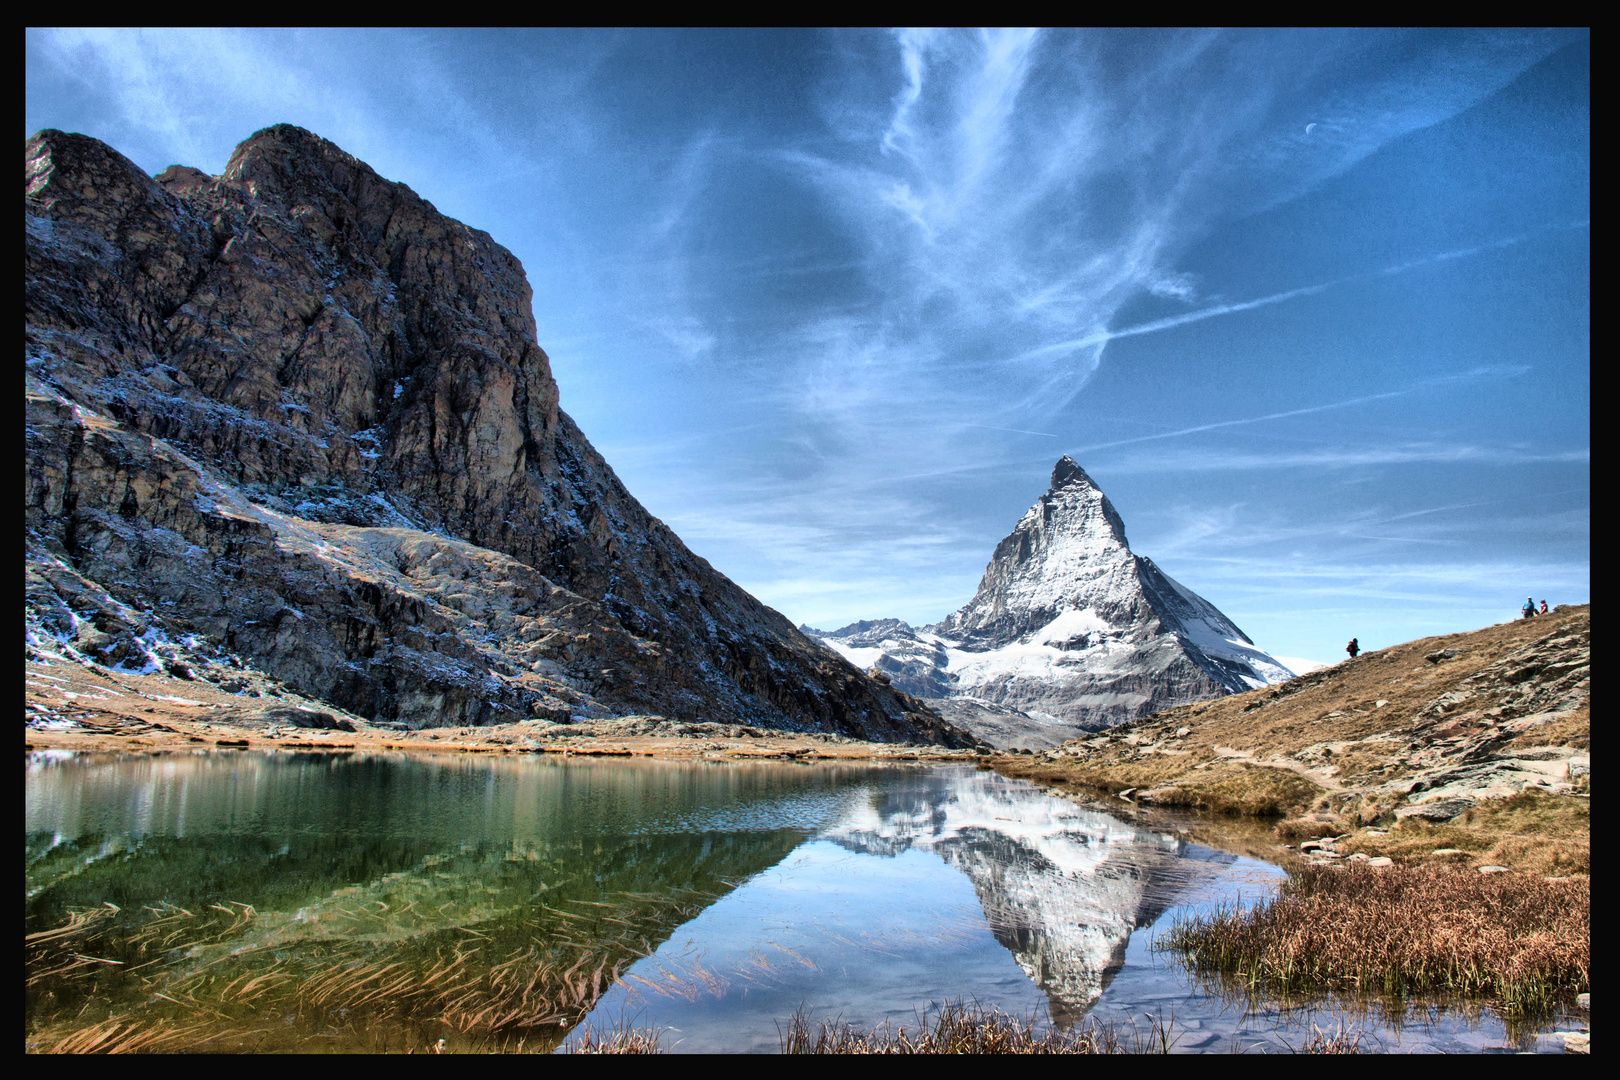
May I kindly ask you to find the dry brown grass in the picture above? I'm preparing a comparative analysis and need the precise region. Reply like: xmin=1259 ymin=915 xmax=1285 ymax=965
xmin=778 ymin=1002 xmax=1178 ymax=1054
xmin=558 ymin=1023 xmax=665 ymax=1054
xmin=1161 ymin=863 xmax=1589 ymax=1014
xmin=1179 ymin=767 xmax=1327 ymax=816
xmin=1320 ymin=751 xmax=1387 ymax=783
xmin=997 ymin=757 xmax=1326 ymax=818
xmin=1509 ymin=706 xmax=1590 ymax=751
xmin=1337 ymin=790 xmax=1590 ymax=877
xmin=1274 ymin=816 xmax=1354 ymax=842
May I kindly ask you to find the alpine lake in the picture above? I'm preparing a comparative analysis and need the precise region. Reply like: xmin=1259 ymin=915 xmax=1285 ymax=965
xmin=25 ymin=748 xmax=1578 ymax=1053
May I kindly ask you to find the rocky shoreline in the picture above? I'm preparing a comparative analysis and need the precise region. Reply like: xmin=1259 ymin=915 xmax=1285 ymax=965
xmin=24 ymin=649 xmax=985 ymax=763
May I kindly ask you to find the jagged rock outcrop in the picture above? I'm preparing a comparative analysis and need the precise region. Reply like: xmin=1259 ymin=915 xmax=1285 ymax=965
xmin=807 ymin=457 xmax=1291 ymax=744
xmin=24 ymin=125 xmax=974 ymax=744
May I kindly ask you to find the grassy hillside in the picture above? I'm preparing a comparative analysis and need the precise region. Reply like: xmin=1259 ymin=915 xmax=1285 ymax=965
xmin=996 ymin=605 xmax=1589 ymax=876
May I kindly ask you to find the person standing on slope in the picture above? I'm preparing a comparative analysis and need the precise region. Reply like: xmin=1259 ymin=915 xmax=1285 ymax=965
xmin=1523 ymin=597 xmax=1537 ymax=620
xmin=1346 ymin=637 xmax=1360 ymax=660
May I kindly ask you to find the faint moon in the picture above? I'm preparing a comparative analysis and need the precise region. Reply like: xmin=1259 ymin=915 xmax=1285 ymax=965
xmin=1305 ymin=123 xmax=1317 ymax=134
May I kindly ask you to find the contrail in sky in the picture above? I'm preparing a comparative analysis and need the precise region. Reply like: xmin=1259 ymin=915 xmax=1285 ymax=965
xmin=1018 ymin=221 xmax=1590 ymax=364
xmin=957 ymin=423 xmax=1059 ymax=437
xmin=1075 ymin=366 xmax=1530 ymax=453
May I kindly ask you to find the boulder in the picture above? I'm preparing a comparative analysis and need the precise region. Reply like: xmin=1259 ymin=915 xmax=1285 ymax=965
xmin=1394 ymin=797 xmax=1476 ymax=822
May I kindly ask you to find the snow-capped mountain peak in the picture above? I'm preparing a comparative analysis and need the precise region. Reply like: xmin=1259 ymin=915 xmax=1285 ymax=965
xmin=806 ymin=457 xmax=1294 ymax=745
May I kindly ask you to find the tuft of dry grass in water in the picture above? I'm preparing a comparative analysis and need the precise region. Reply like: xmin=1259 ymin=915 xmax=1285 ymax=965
xmin=1283 ymin=1021 xmax=1369 ymax=1054
xmin=1161 ymin=863 xmax=1588 ymax=1014
xmin=777 ymin=1001 xmax=1181 ymax=1055
xmin=557 ymin=1021 xmax=664 ymax=1054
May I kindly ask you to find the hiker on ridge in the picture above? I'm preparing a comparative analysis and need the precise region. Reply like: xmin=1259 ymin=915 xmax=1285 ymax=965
xmin=1523 ymin=597 xmax=1537 ymax=619
xmin=1540 ymin=600 xmax=1550 ymax=614
xmin=1346 ymin=638 xmax=1359 ymax=660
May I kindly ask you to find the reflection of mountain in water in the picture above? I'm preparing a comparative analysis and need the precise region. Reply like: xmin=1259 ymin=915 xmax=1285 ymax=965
xmin=822 ymin=767 xmax=1233 ymax=1024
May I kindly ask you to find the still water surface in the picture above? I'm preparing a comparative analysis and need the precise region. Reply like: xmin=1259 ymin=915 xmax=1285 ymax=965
xmin=25 ymin=750 xmax=1565 ymax=1052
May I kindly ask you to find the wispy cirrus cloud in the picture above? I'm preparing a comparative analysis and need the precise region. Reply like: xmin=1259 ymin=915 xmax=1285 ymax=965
xmin=762 ymin=28 xmax=1579 ymax=450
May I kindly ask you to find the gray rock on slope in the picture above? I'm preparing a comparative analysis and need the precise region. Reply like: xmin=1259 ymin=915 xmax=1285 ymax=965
xmin=24 ymin=125 xmax=975 ymax=745
xmin=807 ymin=457 xmax=1292 ymax=745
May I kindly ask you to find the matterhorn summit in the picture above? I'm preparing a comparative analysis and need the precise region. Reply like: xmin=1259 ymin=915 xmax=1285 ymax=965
xmin=805 ymin=457 xmax=1293 ymax=747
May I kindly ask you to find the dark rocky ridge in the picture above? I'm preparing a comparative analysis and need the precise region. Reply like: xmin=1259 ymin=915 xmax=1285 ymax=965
xmin=25 ymin=125 xmax=975 ymax=745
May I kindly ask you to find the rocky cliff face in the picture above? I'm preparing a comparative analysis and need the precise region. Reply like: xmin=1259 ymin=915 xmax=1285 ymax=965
xmin=806 ymin=457 xmax=1291 ymax=744
xmin=24 ymin=125 xmax=973 ymax=745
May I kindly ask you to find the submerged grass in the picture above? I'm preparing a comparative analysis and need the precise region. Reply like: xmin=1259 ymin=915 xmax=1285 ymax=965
xmin=1160 ymin=863 xmax=1589 ymax=1015
xmin=26 ymin=888 xmax=720 ymax=1054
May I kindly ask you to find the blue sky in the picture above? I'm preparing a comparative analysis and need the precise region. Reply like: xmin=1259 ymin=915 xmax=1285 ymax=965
xmin=26 ymin=28 xmax=1589 ymax=666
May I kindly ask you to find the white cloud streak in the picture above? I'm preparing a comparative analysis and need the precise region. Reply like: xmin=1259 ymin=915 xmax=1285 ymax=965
xmin=1016 ymin=224 xmax=1589 ymax=364
xmin=1105 ymin=443 xmax=1588 ymax=474
xmin=1076 ymin=366 xmax=1532 ymax=455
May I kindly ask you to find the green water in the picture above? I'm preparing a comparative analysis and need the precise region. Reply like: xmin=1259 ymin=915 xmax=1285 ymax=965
xmin=26 ymin=750 xmax=864 ymax=1052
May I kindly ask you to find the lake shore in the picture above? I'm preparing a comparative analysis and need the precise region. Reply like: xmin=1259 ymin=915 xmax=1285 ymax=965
xmin=24 ymin=652 xmax=989 ymax=763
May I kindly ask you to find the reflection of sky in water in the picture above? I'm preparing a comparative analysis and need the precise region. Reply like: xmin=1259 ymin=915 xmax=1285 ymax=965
xmin=582 ymin=840 xmax=1050 ymax=1053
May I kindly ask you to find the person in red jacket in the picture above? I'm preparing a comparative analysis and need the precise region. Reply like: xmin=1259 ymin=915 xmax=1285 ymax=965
xmin=1346 ymin=638 xmax=1359 ymax=659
